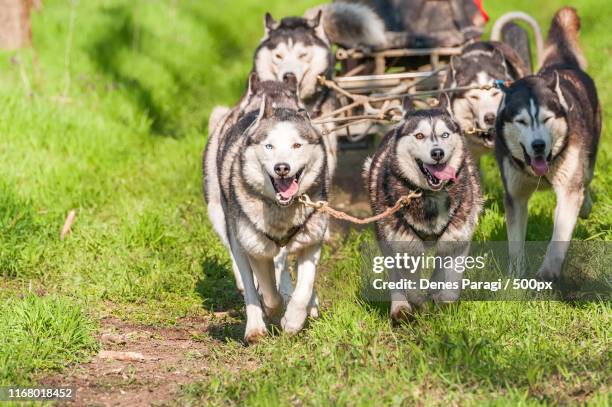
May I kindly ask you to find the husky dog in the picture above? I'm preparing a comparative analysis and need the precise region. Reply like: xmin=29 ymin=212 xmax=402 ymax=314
xmin=495 ymin=7 xmax=601 ymax=280
xmin=364 ymin=98 xmax=483 ymax=320
xmin=205 ymin=73 xmax=304 ymax=293
xmin=204 ymin=82 xmax=330 ymax=343
xmin=253 ymin=5 xmax=386 ymax=175
xmin=255 ymin=4 xmax=388 ymax=107
xmin=444 ymin=42 xmax=530 ymax=159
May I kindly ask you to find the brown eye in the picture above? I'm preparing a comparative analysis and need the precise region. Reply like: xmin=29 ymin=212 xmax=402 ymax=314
xmin=469 ymin=95 xmax=480 ymax=101
xmin=415 ymin=133 xmax=425 ymax=140
xmin=298 ymin=52 xmax=308 ymax=59
xmin=292 ymin=143 xmax=302 ymax=149
xmin=274 ymin=52 xmax=282 ymax=59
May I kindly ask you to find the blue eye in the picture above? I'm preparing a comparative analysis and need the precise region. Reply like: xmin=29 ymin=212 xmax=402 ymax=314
xmin=265 ymin=144 xmax=273 ymax=150
xmin=441 ymin=132 xmax=450 ymax=138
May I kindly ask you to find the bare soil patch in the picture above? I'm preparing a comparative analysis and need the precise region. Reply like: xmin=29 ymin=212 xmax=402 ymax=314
xmin=41 ymin=315 xmax=256 ymax=406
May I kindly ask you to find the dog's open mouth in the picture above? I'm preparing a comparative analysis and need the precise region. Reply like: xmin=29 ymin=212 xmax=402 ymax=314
xmin=416 ymin=159 xmax=457 ymax=190
xmin=520 ymin=144 xmax=550 ymax=177
xmin=479 ymin=131 xmax=495 ymax=148
xmin=270 ymin=168 xmax=303 ymax=206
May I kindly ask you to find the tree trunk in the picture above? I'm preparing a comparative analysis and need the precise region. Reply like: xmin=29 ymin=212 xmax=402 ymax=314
xmin=0 ymin=0 xmax=39 ymax=50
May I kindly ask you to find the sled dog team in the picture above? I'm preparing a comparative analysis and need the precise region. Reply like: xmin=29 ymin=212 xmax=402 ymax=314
xmin=204 ymin=5 xmax=601 ymax=343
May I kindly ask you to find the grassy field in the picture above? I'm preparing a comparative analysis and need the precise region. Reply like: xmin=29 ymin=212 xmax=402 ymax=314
xmin=0 ymin=0 xmax=610 ymax=405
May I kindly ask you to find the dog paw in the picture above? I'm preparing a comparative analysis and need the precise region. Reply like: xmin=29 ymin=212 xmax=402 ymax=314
xmin=307 ymin=304 xmax=319 ymax=319
xmin=307 ymin=293 xmax=320 ymax=319
xmin=281 ymin=307 xmax=307 ymax=335
xmin=244 ymin=326 xmax=267 ymax=345
xmin=507 ymin=259 xmax=526 ymax=277
xmin=263 ymin=304 xmax=283 ymax=326
xmin=390 ymin=302 xmax=415 ymax=324
xmin=537 ymin=263 xmax=561 ymax=282
xmin=431 ymin=290 xmax=460 ymax=304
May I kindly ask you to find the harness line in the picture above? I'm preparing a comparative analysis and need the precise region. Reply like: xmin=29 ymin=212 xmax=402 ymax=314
xmin=312 ymin=76 xmax=512 ymax=131
xmin=298 ymin=191 xmax=422 ymax=225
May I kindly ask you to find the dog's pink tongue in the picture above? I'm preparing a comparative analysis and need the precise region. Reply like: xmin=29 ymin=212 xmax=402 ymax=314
xmin=531 ymin=157 xmax=549 ymax=176
xmin=275 ymin=177 xmax=299 ymax=199
xmin=424 ymin=163 xmax=457 ymax=181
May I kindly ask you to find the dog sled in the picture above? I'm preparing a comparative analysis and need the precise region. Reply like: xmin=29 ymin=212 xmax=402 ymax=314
xmin=315 ymin=1 xmax=543 ymax=147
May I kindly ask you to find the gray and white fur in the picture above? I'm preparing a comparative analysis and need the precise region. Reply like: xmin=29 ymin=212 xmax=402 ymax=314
xmin=495 ymin=7 xmax=601 ymax=280
xmin=205 ymin=73 xmax=304 ymax=293
xmin=254 ymin=11 xmax=341 ymax=177
xmin=364 ymin=98 xmax=483 ymax=321
xmin=204 ymin=80 xmax=330 ymax=343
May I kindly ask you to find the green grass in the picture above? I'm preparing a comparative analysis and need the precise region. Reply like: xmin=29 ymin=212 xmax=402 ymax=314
xmin=0 ymin=0 xmax=610 ymax=404
xmin=0 ymin=294 xmax=97 ymax=384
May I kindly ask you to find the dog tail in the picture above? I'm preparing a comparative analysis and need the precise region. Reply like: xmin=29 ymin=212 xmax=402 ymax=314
xmin=542 ymin=7 xmax=587 ymax=71
xmin=208 ymin=106 xmax=231 ymax=137
xmin=306 ymin=2 xmax=387 ymax=50
xmin=501 ymin=23 xmax=533 ymax=73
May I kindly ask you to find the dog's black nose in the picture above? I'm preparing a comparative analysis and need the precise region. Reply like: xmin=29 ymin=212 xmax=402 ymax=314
xmin=274 ymin=163 xmax=291 ymax=177
xmin=532 ymin=139 xmax=546 ymax=155
xmin=430 ymin=148 xmax=445 ymax=162
xmin=283 ymin=72 xmax=297 ymax=82
xmin=484 ymin=113 xmax=496 ymax=126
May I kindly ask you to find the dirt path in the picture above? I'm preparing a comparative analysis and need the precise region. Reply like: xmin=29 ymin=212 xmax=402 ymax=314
xmin=42 ymin=315 xmax=256 ymax=406
xmin=39 ymin=145 xmax=377 ymax=406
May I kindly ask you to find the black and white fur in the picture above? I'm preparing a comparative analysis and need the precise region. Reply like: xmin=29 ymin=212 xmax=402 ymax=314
xmin=495 ymin=7 xmax=601 ymax=280
xmin=204 ymin=81 xmax=330 ymax=343
xmin=364 ymin=98 xmax=483 ymax=320
xmin=444 ymin=41 xmax=530 ymax=160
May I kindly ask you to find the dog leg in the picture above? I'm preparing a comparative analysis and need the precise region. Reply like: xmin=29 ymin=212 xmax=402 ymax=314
xmin=228 ymin=234 xmax=266 ymax=344
xmin=274 ymin=247 xmax=294 ymax=305
xmin=503 ymin=162 xmax=536 ymax=276
xmin=579 ymin=187 xmax=592 ymax=219
xmin=282 ymin=244 xmax=321 ymax=334
xmin=389 ymin=268 xmax=415 ymax=323
xmin=538 ymin=186 xmax=584 ymax=281
xmin=431 ymin=241 xmax=470 ymax=304
xmin=228 ymin=256 xmax=245 ymax=294
xmin=307 ymin=292 xmax=319 ymax=318
xmin=249 ymin=256 xmax=283 ymax=320
xmin=206 ymin=195 xmax=245 ymax=293
xmin=505 ymin=193 xmax=530 ymax=276
xmin=387 ymin=241 xmax=424 ymax=323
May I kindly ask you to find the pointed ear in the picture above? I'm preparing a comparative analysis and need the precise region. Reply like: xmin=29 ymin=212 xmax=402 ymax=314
xmin=550 ymin=72 xmax=569 ymax=112
xmin=402 ymin=96 xmax=416 ymax=114
xmin=307 ymin=10 xmax=322 ymax=28
xmin=491 ymin=49 xmax=509 ymax=78
xmin=449 ymin=56 xmax=462 ymax=85
xmin=263 ymin=94 xmax=276 ymax=118
xmin=246 ymin=94 xmax=267 ymax=136
xmin=255 ymin=95 xmax=267 ymax=123
xmin=297 ymin=108 xmax=310 ymax=121
xmin=438 ymin=92 xmax=454 ymax=118
xmin=247 ymin=72 xmax=260 ymax=98
xmin=264 ymin=12 xmax=279 ymax=32
xmin=308 ymin=9 xmax=327 ymax=42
